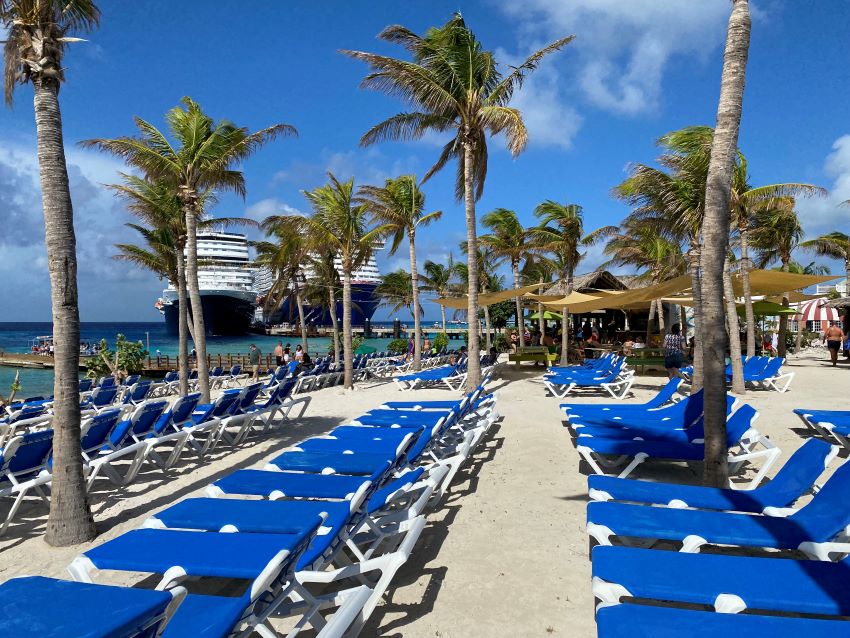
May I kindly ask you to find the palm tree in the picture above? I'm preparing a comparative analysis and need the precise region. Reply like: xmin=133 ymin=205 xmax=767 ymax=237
xmin=479 ymin=208 xmax=528 ymax=332
xmin=83 ymin=98 xmax=294 ymax=403
xmin=700 ymin=0 xmax=751 ymax=488
xmin=295 ymin=173 xmax=386 ymax=388
xmin=531 ymin=201 xmax=608 ymax=364
xmin=455 ymin=249 xmax=502 ymax=350
xmin=257 ymin=216 xmax=311 ymax=354
xmin=303 ymin=250 xmax=342 ymax=362
xmin=800 ymin=232 xmax=850 ymax=292
xmin=521 ymin=255 xmax=555 ymax=336
xmin=750 ymin=196 xmax=804 ymax=358
xmin=357 ymin=175 xmax=441 ymax=371
xmin=421 ymin=256 xmax=455 ymax=332
xmin=343 ymin=13 xmax=574 ymax=387
xmin=2 ymin=0 xmax=100 ymax=545
xmin=376 ymin=270 xmax=422 ymax=317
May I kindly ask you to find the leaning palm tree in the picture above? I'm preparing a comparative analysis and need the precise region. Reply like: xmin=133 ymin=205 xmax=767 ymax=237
xmin=479 ymin=208 xmax=528 ymax=331
xmin=376 ymin=269 xmax=422 ymax=318
xmin=750 ymin=196 xmax=804 ymax=358
xmin=357 ymin=175 xmax=441 ymax=371
xmin=699 ymin=0 xmax=751 ymax=488
xmin=83 ymin=98 xmax=294 ymax=403
xmin=294 ymin=173 xmax=386 ymax=388
xmin=531 ymin=201 xmax=608 ymax=364
xmin=800 ymin=232 xmax=850 ymax=292
xmin=420 ymin=256 xmax=456 ymax=332
xmin=2 ymin=0 xmax=101 ymax=545
xmin=343 ymin=13 xmax=574 ymax=387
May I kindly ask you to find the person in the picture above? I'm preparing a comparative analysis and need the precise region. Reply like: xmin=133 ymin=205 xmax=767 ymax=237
xmin=531 ymin=330 xmax=541 ymax=347
xmin=283 ymin=346 xmax=291 ymax=364
xmin=606 ymin=318 xmax=617 ymax=343
xmin=582 ymin=320 xmax=592 ymax=342
xmin=762 ymin=330 xmax=774 ymax=356
xmin=487 ymin=346 xmax=499 ymax=365
xmin=622 ymin=334 xmax=635 ymax=356
xmin=294 ymin=344 xmax=304 ymax=362
xmin=824 ymin=321 xmax=845 ymax=367
xmin=663 ymin=323 xmax=685 ymax=379
xmin=687 ymin=336 xmax=695 ymax=363
xmin=406 ymin=336 xmax=415 ymax=361
xmin=423 ymin=335 xmax=432 ymax=355
xmin=249 ymin=344 xmax=261 ymax=381
xmin=542 ymin=331 xmax=555 ymax=347
xmin=584 ymin=329 xmax=599 ymax=359
xmin=509 ymin=331 xmax=519 ymax=353
xmin=523 ymin=327 xmax=531 ymax=346
xmin=301 ymin=351 xmax=312 ymax=367
xmin=634 ymin=335 xmax=646 ymax=349
xmin=274 ymin=341 xmax=284 ymax=367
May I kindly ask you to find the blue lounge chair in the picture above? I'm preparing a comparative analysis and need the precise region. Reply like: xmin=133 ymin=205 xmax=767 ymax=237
xmin=121 ymin=381 xmax=152 ymax=407
xmin=144 ymin=394 xmax=202 ymax=470
xmin=544 ymin=363 xmax=634 ymax=400
xmin=586 ymin=454 xmax=850 ymax=559
xmin=561 ymin=378 xmax=683 ymax=419
xmin=588 ymin=438 xmax=838 ymax=512
xmin=0 ymin=575 xmax=185 ymax=637
xmin=575 ymin=404 xmax=778 ymax=488
xmin=0 ymin=429 xmax=54 ymax=535
xmin=393 ymin=359 xmax=468 ymax=391
xmin=80 ymin=385 xmax=119 ymax=413
xmin=739 ymin=356 xmax=794 ymax=392
xmin=592 ymin=545 xmax=850 ymax=616
xmin=595 ymin=602 xmax=850 ymax=638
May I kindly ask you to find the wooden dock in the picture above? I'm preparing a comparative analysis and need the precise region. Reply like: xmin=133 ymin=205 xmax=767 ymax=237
xmin=261 ymin=326 xmax=470 ymax=339
xmin=0 ymin=353 xmax=91 ymax=370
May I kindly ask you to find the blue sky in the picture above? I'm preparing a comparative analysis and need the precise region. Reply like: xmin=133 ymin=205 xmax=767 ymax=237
xmin=2 ymin=0 xmax=849 ymax=322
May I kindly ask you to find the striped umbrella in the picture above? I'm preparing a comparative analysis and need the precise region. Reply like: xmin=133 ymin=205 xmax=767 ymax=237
xmin=794 ymin=298 xmax=840 ymax=327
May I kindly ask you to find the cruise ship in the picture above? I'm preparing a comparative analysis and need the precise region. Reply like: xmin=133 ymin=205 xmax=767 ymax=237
xmin=157 ymin=231 xmax=259 ymax=336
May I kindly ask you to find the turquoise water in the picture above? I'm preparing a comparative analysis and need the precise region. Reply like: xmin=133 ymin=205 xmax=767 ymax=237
xmin=0 ymin=321 xmax=446 ymax=399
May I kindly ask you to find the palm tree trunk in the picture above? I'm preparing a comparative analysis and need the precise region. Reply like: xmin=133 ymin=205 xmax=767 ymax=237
xmin=482 ymin=283 xmax=492 ymax=351
xmin=646 ymin=298 xmax=656 ymax=343
xmin=679 ymin=306 xmax=688 ymax=341
xmin=777 ymin=261 xmax=790 ymax=358
xmin=295 ymin=281 xmax=308 ymax=354
xmin=35 ymin=81 xmax=96 ymax=546
xmin=724 ymin=259 xmax=746 ymax=393
xmin=845 ymin=257 xmax=850 ymax=300
xmin=329 ymin=288 xmax=340 ymax=363
xmin=342 ymin=264 xmax=354 ymax=389
xmin=655 ymin=299 xmax=666 ymax=337
xmin=560 ymin=271 xmax=574 ymax=365
xmin=440 ymin=303 xmax=447 ymax=334
xmin=538 ymin=276 xmax=545 ymax=335
xmin=175 ymin=245 xmax=189 ymax=396
xmin=409 ymin=232 xmax=422 ymax=371
xmin=513 ymin=260 xmax=523 ymax=333
xmin=183 ymin=201 xmax=211 ymax=403
xmin=699 ymin=0 xmax=751 ymax=488
xmin=689 ymin=246 xmax=705 ymax=392
xmin=462 ymin=140 xmax=481 ymax=387
xmin=740 ymin=227 xmax=756 ymax=358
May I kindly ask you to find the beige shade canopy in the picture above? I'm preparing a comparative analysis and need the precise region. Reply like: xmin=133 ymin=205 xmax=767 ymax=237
xmin=434 ymin=282 xmax=545 ymax=309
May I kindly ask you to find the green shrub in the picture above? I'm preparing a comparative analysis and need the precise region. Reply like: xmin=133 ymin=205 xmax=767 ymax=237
xmin=387 ymin=337 xmax=408 ymax=355
xmin=492 ymin=334 xmax=509 ymax=352
xmin=86 ymin=334 xmax=148 ymax=379
xmin=433 ymin=333 xmax=449 ymax=353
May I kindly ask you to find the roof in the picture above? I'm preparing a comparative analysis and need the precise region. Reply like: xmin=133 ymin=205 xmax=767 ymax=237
xmin=543 ymin=270 xmax=629 ymax=295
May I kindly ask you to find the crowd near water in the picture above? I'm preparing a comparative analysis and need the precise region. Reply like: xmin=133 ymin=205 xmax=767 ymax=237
xmin=0 ymin=321 xmax=448 ymax=398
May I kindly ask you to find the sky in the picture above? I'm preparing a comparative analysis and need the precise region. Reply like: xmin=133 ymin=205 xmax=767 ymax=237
xmin=2 ymin=0 xmax=850 ymax=323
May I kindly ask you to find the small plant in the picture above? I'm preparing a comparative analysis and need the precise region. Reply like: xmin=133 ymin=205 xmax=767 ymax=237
xmin=433 ymin=332 xmax=449 ymax=353
xmin=86 ymin=334 xmax=148 ymax=380
xmin=387 ymin=337 xmax=408 ymax=355
xmin=492 ymin=333 xmax=509 ymax=352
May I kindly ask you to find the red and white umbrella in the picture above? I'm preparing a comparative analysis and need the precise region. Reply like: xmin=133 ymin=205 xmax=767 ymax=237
xmin=794 ymin=298 xmax=840 ymax=324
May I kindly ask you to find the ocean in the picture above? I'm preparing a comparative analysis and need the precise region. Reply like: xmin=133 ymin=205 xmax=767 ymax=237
xmin=0 ymin=320 xmax=454 ymax=399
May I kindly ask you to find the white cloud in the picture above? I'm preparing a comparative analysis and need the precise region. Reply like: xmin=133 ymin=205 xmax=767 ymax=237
xmin=244 ymin=198 xmax=302 ymax=222
xmin=272 ymin=147 xmax=421 ymax=189
xmin=796 ymin=134 xmax=850 ymax=234
xmin=497 ymin=0 xmax=730 ymax=115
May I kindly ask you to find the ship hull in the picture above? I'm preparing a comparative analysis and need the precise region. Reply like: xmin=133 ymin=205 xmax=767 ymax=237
xmin=163 ymin=291 xmax=256 ymax=336
xmin=271 ymin=283 xmax=380 ymax=326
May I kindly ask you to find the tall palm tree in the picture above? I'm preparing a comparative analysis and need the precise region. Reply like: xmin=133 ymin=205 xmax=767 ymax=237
xmin=2 ymin=0 xmax=100 ymax=545
xmin=455 ymin=249 xmax=502 ymax=350
xmin=295 ymin=173 xmax=386 ymax=388
xmin=700 ymin=0 xmax=751 ymax=488
xmin=750 ymin=196 xmax=804 ymax=358
xmin=302 ymin=250 xmax=342 ymax=362
xmin=800 ymin=232 xmax=850 ymax=292
xmin=257 ymin=216 xmax=311 ymax=354
xmin=421 ymin=256 xmax=455 ymax=332
xmin=343 ymin=13 xmax=574 ymax=387
xmin=357 ymin=175 xmax=441 ymax=371
xmin=532 ymin=201 xmax=608 ymax=364
xmin=479 ymin=208 xmax=528 ymax=332
xmin=84 ymin=98 xmax=294 ymax=403
xmin=376 ymin=269 xmax=422 ymax=317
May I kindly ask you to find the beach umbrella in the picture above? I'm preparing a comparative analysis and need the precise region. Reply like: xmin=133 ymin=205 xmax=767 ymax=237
xmin=529 ymin=310 xmax=562 ymax=320
xmin=736 ymin=300 xmax=798 ymax=317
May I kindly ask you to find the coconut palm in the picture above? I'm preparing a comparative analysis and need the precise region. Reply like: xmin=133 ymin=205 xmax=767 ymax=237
xmin=479 ymin=208 xmax=528 ymax=331
xmin=343 ymin=13 xmax=574 ymax=388
xmin=421 ymin=256 xmax=455 ymax=332
xmin=357 ymin=175 xmax=441 ymax=371
xmin=2 ymin=0 xmax=101 ymax=545
xmin=520 ymin=255 xmax=555 ymax=336
xmin=531 ymin=201 xmax=609 ymax=364
xmin=455 ymin=249 xmax=502 ymax=349
xmin=700 ymin=0 xmax=751 ymax=487
xmin=302 ymin=250 xmax=342 ymax=362
xmin=294 ymin=173 xmax=386 ymax=388
xmin=800 ymin=232 xmax=850 ymax=291
xmin=84 ymin=98 xmax=294 ymax=403
xmin=376 ymin=269 xmax=422 ymax=317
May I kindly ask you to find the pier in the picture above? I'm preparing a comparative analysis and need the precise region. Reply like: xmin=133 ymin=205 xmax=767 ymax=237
xmin=260 ymin=325 xmax=471 ymax=339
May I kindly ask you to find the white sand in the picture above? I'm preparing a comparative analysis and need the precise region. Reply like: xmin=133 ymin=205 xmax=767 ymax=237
xmin=0 ymin=349 xmax=845 ymax=636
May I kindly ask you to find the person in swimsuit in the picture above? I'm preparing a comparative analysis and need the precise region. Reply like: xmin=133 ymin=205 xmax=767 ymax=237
xmin=825 ymin=322 xmax=845 ymax=367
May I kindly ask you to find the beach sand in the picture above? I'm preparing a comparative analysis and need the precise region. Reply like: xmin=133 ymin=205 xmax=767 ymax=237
xmin=0 ymin=348 xmax=844 ymax=636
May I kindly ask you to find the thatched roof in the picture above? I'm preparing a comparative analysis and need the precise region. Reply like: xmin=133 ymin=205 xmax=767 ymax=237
xmin=543 ymin=270 xmax=629 ymax=295
xmin=826 ymin=296 xmax=850 ymax=309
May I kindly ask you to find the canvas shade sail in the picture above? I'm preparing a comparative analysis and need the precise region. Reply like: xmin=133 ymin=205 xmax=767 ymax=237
xmin=528 ymin=310 xmax=563 ymax=320
xmin=433 ymin=282 xmax=545 ymax=309
xmin=732 ymin=270 xmax=838 ymax=296
xmin=735 ymin=300 xmax=798 ymax=316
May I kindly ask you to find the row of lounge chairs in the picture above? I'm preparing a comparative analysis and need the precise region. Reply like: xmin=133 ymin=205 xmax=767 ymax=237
xmin=0 ymin=382 xmax=501 ymax=637
xmin=0 ymin=378 xmax=311 ymax=536
xmin=564 ymin=381 xmax=850 ymax=636
xmin=681 ymin=354 xmax=796 ymax=392
xmin=544 ymin=354 xmax=635 ymax=400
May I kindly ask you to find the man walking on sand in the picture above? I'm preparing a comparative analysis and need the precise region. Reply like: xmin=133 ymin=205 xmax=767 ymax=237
xmin=249 ymin=344 xmax=262 ymax=381
xmin=824 ymin=322 xmax=845 ymax=367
